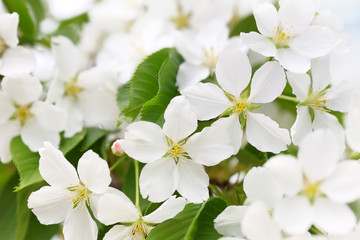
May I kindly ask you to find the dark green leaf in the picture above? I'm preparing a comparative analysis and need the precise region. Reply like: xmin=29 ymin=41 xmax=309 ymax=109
xmin=229 ymin=14 xmax=258 ymax=37
xmin=0 ymin=174 xmax=18 ymax=240
xmin=147 ymin=198 xmax=226 ymax=240
xmin=54 ymin=13 xmax=89 ymax=43
xmin=59 ymin=128 xmax=87 ymax=155
xmin=10 ymin=136 xmax=43 ymax=191
xmin=79 ymin=127 xmax=108 ymax=152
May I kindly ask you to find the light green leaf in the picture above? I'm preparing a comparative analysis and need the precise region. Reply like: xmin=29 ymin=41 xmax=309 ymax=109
xmin=229 ymin=14 xmax=258 ymax=37
xmin=147 ymin=198 xmax=226 ymax=240
xmin=54 ymin=13 xmax=89 ymax=43
xmin=59 ymin=128 xmax=87 ymax=155
xmin=79 ymin=127 xmax=108 ymax=152
xmin=140 ymin=49 xmax=183 ymax=125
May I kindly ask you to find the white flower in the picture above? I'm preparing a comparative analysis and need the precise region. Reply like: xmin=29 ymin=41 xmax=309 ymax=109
xmin=28 ymin=142 xmax=112 ymax=240
xmin=270 ymin=130 xmax=360 ymax=235
xmin=174 ymin=20 xmax=246 ymax=91
xmin=345 ymin=93 xmax=360 ymax=153
xmin=0 ymin=73 xmax=65 ymax=163
xmin=94 ymin=190 xmax=185 ymax=240
xmin=182 ymin=49 xmax=290 ymax=154
xmin=288 ymin=56 xmax=354 ymax=146
xmin=119 ymin=96 xmax=234 ymax=203
xmin=240 ymin=0 xmax=339 ymax=73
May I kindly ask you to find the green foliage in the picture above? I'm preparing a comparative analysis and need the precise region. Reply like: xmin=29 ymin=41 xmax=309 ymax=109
xmin=10 ymin=136 xmax=43 ymax=191
xmin=147 ymin=198 xmax=226 ymax=240
xmin=79 ymin=127 xmax=108 ymax=152
xmin=122 ymin=48 xmax=183 ymax=125
xmin=0 ymin=174 xmax=18 ymax=240
xmin=53 ymin=13 xmax=89 ymax=44
xmin=59 ymin=128 xmax=87 ymax=155
xmin=229 ymin=14 xmax=258 ymax=37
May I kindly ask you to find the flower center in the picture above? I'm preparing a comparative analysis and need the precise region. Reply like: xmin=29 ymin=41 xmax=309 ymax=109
xmin=130 ymin=222 xmax=149 ymax=240
xmin=231 ymin=97 xmax=248 ymax=117
xmin=301 ymin=181 xmax=321 ymax=203
xmin=203 ymin=47 xmax=219 ymax=70
xmin=172 ymin=5 xmax=191 ymax=29
xmin=13 ymin=104 xmax=33 ymax=126
xmin=305 ymin=90 xmax=329 ymax=112
xmin=272 ymin=23 xmax=295 ymax=48
xmin=165 ymin=138 xmax=189 ymax=163
xmin=67 ymin=183 xmax=91 ymax=209
xmin=0 ymin=38 xmax=6 ymax=55
xmin=64 ymin=81 xmax=83 ymax=100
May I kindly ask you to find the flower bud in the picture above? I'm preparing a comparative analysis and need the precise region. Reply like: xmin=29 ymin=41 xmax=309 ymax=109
xmin=111 ymin=140 xmax=124 ymax=156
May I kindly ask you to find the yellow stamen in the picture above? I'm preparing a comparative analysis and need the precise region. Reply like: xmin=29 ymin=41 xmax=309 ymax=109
xmin=302 ymin=181 xmax=321 ymax=203
xmin=165 ymin=138 xmax=189 ymax=163
xmin=231 ymin=97 xmax=248 ymax=118
xmin=64 ymin=81 xmax=83 ymax=100
xmin=203 ymin=47 xmax=219 ymax=70
xmin=272 ymin=22 xmax=295 ymax=48
xmin=306 ymin=91 xmax=329 ymax=112
xmin=13 ymin=104 xmax=33 ymax=126
xmin=171 ymin=5 xmax=191 ymax=29
xmin=67 ymin=183 xmax=91 ymax=209
xmin=130 ymin=222 xmax=149 ymax=240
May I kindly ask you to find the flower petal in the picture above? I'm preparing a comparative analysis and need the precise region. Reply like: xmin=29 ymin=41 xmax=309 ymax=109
xmin=289 ymin=26 xmax=339 ymax=58
xmin=313 ymin=198 xmax=356 ymax=235
xmin=2 ymin=73 xmax=42 ymax=105
xmin=94 ymin=187 xmax=139 ymax=225
xmin=119 ymin=121 xmax=168 ymax=163
xmin=0 ymin=120 xmax=20 ymax=163
xmin=177 ymin=159 xmax=209 ymax=203
xmin=163 ymin=96 xmax=197 ymax=141
xmin=176 ymin=63 xmax=209 ymax=92
xmin=186 ymin=124 xmax=234 ymax=166
xmin=216 ymin=49 xmax=252 ymax=97
xmin=253 ymin=2 xmax=279 ymax=37
xmin=321 ymin=161 xmax=360 ymax=204
xmin=0 ymin=12 xmax=19 ymax=47
xmin=77 ymin=150 xmax=111 ymax=194
xmin=248 ymin=61 xmax=286 ymax=104
xmin=143 ymin=196 xmax=186 ymax=224
xmin=63 ymin=207 xmax=98 ymax=240
xmin=0 ymin=92 xmax=15 ymax=125
xmin=31 ymin=101 xmax=65 ymax=132
xmin=181 ymin=83 xmax=230 ymax=121
xmin=57 ymin=97 xmax=84 ymax=138
xmin=346 ymin=94 xmax=360 ymax=152
xmin=140 ymin=158 xmax=178 ymax=203
xmin=325 ymin=81 xmax=354 ymax=112
xmin=27 ymin=186 xmax=72 ymax=225
xmin=273 ymin=196 xmax=313 ymax=235
xmin=275 ymin=48 xmax=311 ymax=73
xmin=246 ymin=112 xmax=291 ymax=154
xmin=311 ymin=56 xmax=331 ymax=92
xmin=290 ymin=106 xmax=312 ymax=145
xmin=240 ymin=32 xmax=277 ymax=57
xmin=38 ymin=142 xmax=79 ymax=188
xmin=286 ymin=72 xmax=310 ymax=102
xmin=0 ymin=47 xmax=35 ymax=75
xmin=214 ymin=205 xmax=247 ymax=237
xmin=103 ymin=225 xmax=132 ymax=240
xmin=298 ymin=129 xmax=341 ymax=183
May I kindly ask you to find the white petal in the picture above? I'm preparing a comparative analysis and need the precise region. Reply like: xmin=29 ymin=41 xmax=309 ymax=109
xmin=311 ymin=56 xmax=331 ymax=92
xmin=31 ymin=101 xmax=65 ymax=132
xmin=57 ymin=98 xmax=84 ymax=138
xmin=176 ymin=63 xmax=209 ymax=92
xmin=140 ymin=158 xmax=178 ymax=203
xmin=181 ymin=83 xmax=230 ymax=121
xmin=325 ymin=81 xmax=354 ymax=112
xmin=27 ymin=186 xmax=72 ymax=225
xmin=313 ymin=198 xmax=356 ymax=235
xmin=214 ymin=205 xmax=247 ymax=237
xmin=103 ymin=225 xmax=133 ymax=240
xmin=216 ymin=49 xmax=252 ymax=97
xmin=278 ymin=0 xmax=315 ymax=34
xmin=346 ymin=95 xmax=360 ymax=152
xmin=0 ymin=120 xmax=20 ymax=163
xmin=321 ymin=161 xmax=360 ymax=204
xmin=119 ymin=121 xmax=168 ymax=163
xmin=240 ymin=32 xmax=277 ymax=57
xmin=0 ymin=47 xmax=35 ymax=75
xmin=273 ymin=196 xmax=313 ymax=235
xmin=0 ymin=92 xmax=15 ymax=125
xmin=248 ymin=61 xmax=286 ymax=104
xmin=275 ymin=48 xmax=311 ymax=73
xmin=242 ymin=201 xmax=282 ymax=240
xmin=38 ymin=142 xmax=79 ymax=188
xmin=0 ymin=12 xmax=19 ymax=47
xmin=2 ymin=73 xmax=42 ymax=105
xmin=94 ymin=187 xmax=139 ymax=225
xmin=177 ymin=159 xmax=209 ymax=203
xmin=264 ymin=155 xmax=303 ymax=196
xmin=63 ymin=207 xmax=98 ymax=240
xmin=211 ymin=115 xmax=242 ymax=154
xmin=290 ymin=106 xmax=312 ymax=145
xmin=21 ymin=118 xmax=61 ymax=152
xmin=286 ymin=72 xmax=310 ymax=102
xmin=143 ymin=196 xmax=186 ymax=224
xmin=174 ymin=33 xmax=203 ymax=65
xmin=163 ymin=96 xmax=197 ymax=141
xmin=77 ymin=150 xmax=111 ymax=194
xmin=289 ymin=26 xmax=339 ymax=58
xmin=246 ymin=112 xmax=291 ymax=154
xmin=243 ymin=167 xmax=283 ymax=208
xmin=298 ymin=129 xmax=340 ymax=183
xmin=253 ymin=2 xmax=279 ymax=37
xmin=186 ymin=125 xmax=234 ymax=166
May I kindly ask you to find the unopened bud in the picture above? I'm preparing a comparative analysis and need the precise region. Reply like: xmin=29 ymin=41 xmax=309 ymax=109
xmin=111 ymin=140 xmax=124 ymax=156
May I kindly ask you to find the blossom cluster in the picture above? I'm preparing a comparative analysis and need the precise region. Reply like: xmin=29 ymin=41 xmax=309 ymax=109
xmin=0 ymin=0 xmax=359 ymax=239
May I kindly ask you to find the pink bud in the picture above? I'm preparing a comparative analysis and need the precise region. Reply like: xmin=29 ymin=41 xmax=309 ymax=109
xmin=111 ymin=140 xmax=124 ymax=156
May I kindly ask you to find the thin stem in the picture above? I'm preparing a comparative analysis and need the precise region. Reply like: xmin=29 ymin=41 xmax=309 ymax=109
xmin=277 ymin=94 xmax=300 ymax=103
xmin=134 ymin=160 xmax=141 ymax=215
xmin=110 ymin=155 xmax=127 ymax=172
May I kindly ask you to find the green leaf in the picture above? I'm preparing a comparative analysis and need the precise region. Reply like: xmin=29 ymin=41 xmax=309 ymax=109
xmin=54 ymin=13 xmax=89 ymax=43
xmin=79 ymin=128 xmax=108 ymax=152
xmin=59 ymin=128 xmax=87 ymax=155
xmin=147 ymin=198 xmax=226 ymax=240
xmin=229 ymin=14 xmax=258 ymax=37
xmin=10 ymin=137 xmax=43 ymax=191
xmin=122 ymin=48 xmax=182 ymax=121
xmin=0 ymin=174 xmax=18 ymax=240
xmin=140 ymin=49 xmax=183 ymax=125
